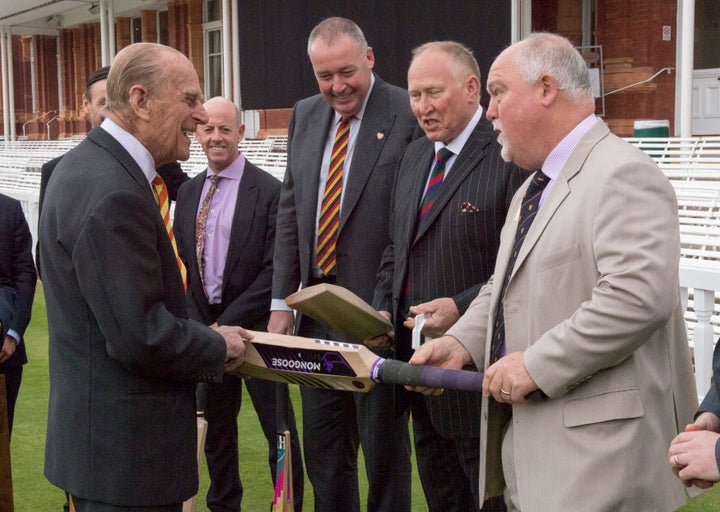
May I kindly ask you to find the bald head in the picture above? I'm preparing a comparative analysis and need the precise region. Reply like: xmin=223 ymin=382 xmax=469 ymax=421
xmin=196 ymin=97 xmax=245 ymax=173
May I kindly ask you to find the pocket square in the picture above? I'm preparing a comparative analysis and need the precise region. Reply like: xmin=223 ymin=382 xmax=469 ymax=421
xmin=460 ymin=201 xmax=479 ymax=214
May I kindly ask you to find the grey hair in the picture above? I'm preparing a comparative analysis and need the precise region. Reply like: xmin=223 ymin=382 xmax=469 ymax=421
xmin=105 ymin=43 xmax=181 ymax=115
xmin=514 ymin=33 xmax=594 ymax=104
xmin=411 ymin=41 xmax=481 ymax=85
xmin=307 ymin=17 xmax=368 ymax=55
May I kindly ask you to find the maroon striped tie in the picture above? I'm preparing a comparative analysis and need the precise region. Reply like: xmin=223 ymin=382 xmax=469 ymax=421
xmin=316 ymin=116 xmax=350 ymax=275
xmin=417 ymin=147 xmax=453 ymax=226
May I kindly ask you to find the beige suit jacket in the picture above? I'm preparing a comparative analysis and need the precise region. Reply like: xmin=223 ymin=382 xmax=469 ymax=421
xmin=448 ymin=120 xmax=697 ymax=512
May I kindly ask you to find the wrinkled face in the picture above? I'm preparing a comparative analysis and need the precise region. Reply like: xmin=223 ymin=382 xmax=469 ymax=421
xmin=147 ymin=57 xmax=208 ymax=165
xmin=196 ymin=99 xmax=245 ymax=173
xmin=486 ymin=47 xmax=542 ymax=170
xmin=408 ymin=50 xmax=479 ymax=145
xmin=83 ymin=79 xmax=107 ymax=127
xmin=309 ymin=34 xmax=374 ymax=117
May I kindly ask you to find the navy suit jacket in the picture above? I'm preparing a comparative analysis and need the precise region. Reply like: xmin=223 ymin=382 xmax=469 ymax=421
xmin=373 ymin=116 xmax=524 ymax=437
xmin=0 ymin=193 xmax=36 ymax=367
xmin=272 ymin=75 xmax=420 ymax=325
xmin=174 ymin=159 xmax=280 ymax=330
xmin=39 ymin=126 xmax=226 ymax=506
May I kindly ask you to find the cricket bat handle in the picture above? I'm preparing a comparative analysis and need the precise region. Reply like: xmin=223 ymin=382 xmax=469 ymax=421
xmin=372 ymin=359 xmax=483 ymax=390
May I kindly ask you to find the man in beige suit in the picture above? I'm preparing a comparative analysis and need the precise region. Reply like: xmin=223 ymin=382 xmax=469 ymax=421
xmin=410 ymin=32 xmax=697 ymax=512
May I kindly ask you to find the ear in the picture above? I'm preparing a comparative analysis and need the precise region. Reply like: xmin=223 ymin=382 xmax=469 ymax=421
xmin=539 ymin=73 xmax=559 ymax=107
xmin=81 ymin=95 xmax=91 ymax=116
xmin=366 ymin=46 xmax=375 ymax=70
xmin=128 ymin=84 xmax=151 ymax=121
xmin=466 ymin=75 xmax=480 ymax=101
xmin=238 ymin=123 xmax=246 ymax=141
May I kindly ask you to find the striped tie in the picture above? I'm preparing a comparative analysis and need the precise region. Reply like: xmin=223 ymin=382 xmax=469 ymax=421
xmin=490 ymin=170 xmax=550 ymax=363
xmin=152 ymin=174 xmax=187 ymax=291
xmin=417 ymin=147 xmax=453 ymax=227
xmin=316 ymin=116 xmax=350 ymax=276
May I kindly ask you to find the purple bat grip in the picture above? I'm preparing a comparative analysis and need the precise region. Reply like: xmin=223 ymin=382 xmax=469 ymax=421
xmin=372 ymin=359 xmax=484 ymax=392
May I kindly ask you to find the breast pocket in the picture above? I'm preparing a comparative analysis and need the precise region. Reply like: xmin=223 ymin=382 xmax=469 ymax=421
xmin=537 ymin=243 xmax=581 ymax=272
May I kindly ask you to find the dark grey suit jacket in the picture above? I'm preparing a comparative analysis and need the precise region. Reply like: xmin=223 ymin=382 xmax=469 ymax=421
xmin=273 ymin=75 xmax=419 ymax=325
xmin=39 ymin=126 xmax=227 ymax=506
xmin=373 ymin=116 xmax=524 ymax=437
xmin=174 ymin=159 xmax=280 ymax=331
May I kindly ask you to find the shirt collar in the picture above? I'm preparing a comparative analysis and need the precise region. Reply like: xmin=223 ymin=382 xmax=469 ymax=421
xmin=101 ymin=118 xmax=156 ymax=184
xmin=207 ymin=154 xmax=246 ymax=181
xmin=541 ymin=114 xmax=597 ymax=181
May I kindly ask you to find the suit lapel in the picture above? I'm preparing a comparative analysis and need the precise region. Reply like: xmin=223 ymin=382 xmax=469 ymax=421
xmin=223 ymin=164 xmax=259 ymax=284
xmin=413 ymin=118 xmax=493 ymax=242
xmin=508 ymin=119 xmax=609 ymax=280
xmin=88 ymin=127 xmax=152 ymax=200
xmin=340 ymin=78 xmax=396 ymax=232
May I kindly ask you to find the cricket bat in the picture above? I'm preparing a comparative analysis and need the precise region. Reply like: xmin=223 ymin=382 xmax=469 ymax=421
xmin=285 ymin=283 xmax=392 ymax=340
xmin=272 ymin=383 xmax=293 ymax=512
xmin=239 ymin=331 xmax=484 ymax=393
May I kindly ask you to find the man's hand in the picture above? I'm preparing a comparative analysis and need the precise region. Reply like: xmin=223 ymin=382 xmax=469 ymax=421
xmin=482 ymin=351 xmax=538 ymax=404
xmin=407 ymin=335 xmax=471 ymax=396
xmin=669 ymin=429 xmax=720 ymax=488
xmin=268 ymin=310 xmax=294 ymax=335
xmin=213 ymin=325 xmax=248 ymax=373
xmin=686 ymin=412 xmax=720 ymax=434
xmin=0 ymin=335 xmax=16 ymax=364
xmin=365 ymin=310 xmax=394 ymax=350
xmin=404 ymin=298 xmax=460 ymax=338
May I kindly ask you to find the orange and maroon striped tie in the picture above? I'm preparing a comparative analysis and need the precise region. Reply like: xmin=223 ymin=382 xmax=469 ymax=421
xmin=152 ymin=174 xmax=187 ymax=291
xmin=316 ymin=116 xmax=350 ymax=275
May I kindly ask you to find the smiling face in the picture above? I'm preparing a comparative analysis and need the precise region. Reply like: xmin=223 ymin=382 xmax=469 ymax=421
xmin=407 ymin=49 xmax=479 ymax=145
xmin=145 ymin=55 xmax=208 ymax=165
xmin=196 ymin=97 xmax=245 ymax=173
xmin=309 ymin=33 xmax=374 ymax=117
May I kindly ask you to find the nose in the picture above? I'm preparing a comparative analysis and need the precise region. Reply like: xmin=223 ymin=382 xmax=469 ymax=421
xmin=194 ymin=104 xmax=209 ymax=125
xmin=331 ymin=75 xmax=347 ymax=94
xmin=413 ymin=94 xmax=433 ymax=116
xmin=486 ymin=98 xmax=498 ymax=121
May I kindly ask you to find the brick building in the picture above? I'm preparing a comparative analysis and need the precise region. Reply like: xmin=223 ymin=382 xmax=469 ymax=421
xmin=0 ymin=0 xmax=718 ymax=140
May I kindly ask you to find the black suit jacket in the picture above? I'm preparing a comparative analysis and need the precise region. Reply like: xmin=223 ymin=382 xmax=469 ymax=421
xmin=174 ymin=159 xmax=280 ymax=330
xmin=38 ymin=155 xmax=188 ymax=277
xmin=0 ymin=193 xmax=37 ymax=368
xmin=273 ymin=75 xmax=420 ymax=323
xmin=39 ymin=126 xmax=226 ymax=506
xmin=373 ymin=116 xmax=524 ymax=437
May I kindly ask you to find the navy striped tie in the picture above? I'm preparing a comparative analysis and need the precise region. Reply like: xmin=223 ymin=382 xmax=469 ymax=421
xmin=417 ymin=147 xmax=453 ymax=227
xmin=490 ymin=170 xmax=550 ymax=363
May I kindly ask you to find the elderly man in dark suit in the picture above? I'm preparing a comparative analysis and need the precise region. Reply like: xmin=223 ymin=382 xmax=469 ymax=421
xmin=174 ymin=96 xmax=304 ymax=512
xmin=39 ymin=43 xmax=248 ymax=512
xmin=0 ymin=192 xmax=37 ymax=438
xmin=371 ymin=41 xmax=523 ymax=512
xmin=268 ymin=16 xmax=419 ymax=512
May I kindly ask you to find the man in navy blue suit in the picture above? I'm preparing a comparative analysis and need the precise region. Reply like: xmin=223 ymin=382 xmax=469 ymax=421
xmin=0 ymin=192 xmax=37 ymax=438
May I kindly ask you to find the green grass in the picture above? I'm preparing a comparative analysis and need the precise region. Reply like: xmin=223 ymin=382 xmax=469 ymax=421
xmin=8 ymin=284 xmax=720 ymax=511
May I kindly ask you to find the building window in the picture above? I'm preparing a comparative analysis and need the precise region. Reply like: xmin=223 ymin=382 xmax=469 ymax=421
xmin=204 ymin=0 xmax=222 ymax=23
xmin=204 ymin=25 xmax=223 ymax=98
xmin=158 ymin=10 xmax=169 ymax=45
xmin=131 ymin=17 xmax=142 ymax=43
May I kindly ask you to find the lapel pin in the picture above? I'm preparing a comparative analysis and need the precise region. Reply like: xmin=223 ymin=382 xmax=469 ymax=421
xmin=376 ymin=132 xmax=385 ymax=140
